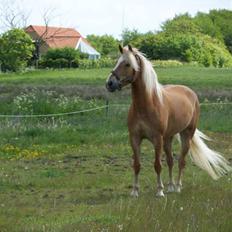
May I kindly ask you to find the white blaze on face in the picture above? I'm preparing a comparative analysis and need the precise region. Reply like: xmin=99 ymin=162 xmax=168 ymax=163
xmin=107 ymin=50 xmax=140 ymax=83
xmin=114 ymin=52 xmax=140 ymax=71
xmin=106 ymin=55 xmax=124 ymax=83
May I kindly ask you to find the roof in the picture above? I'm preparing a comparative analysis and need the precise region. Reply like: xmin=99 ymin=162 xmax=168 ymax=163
xmin=76 ymin=38 xmax=100 ymax=56
xmin=25 ymin=25 xmax=81 ymax=48
xmin=26 ymin=25 xmax=81 ymax=38
xmin=25 ymin=25 xmax=100 ymax=56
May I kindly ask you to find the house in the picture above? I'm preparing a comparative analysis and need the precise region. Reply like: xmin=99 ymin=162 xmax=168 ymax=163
xmin=25 ymin=25 xmax=100 ymax=59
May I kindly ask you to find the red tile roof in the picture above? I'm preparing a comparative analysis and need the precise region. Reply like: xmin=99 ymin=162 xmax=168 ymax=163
xmin=25 ymin=25 xmax=82 ymax=49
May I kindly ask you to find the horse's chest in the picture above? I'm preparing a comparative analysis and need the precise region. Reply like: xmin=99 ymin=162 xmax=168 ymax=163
xmin=134 ymin=120 xmax=155 ymax=139
xmin=128 ymin=110 xmax=162 ymax=140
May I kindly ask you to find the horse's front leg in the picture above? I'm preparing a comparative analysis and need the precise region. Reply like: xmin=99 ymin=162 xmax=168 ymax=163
xmin=130 ymin=135 xmax=142 ymax=197
xmin=153 ymin=135 xmax=164 ymax=197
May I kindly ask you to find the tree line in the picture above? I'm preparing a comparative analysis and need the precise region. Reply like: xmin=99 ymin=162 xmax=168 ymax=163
xmin=1 ymin=9 xmax=232 ymax=71
xmin=90 ymin=9 xmax=232 ymax=68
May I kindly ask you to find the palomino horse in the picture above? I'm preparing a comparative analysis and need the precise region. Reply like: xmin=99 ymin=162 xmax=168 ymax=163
xmin=106 ymin=45 xmax=231 ymax=197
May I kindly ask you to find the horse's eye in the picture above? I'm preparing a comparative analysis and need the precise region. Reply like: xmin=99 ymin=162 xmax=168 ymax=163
xmin=125 ymin=63 xmax=130 ymax=67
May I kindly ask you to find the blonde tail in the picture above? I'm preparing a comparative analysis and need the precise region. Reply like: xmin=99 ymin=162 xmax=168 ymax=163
xmin=189 ymin=129 xmax=232 ymax=180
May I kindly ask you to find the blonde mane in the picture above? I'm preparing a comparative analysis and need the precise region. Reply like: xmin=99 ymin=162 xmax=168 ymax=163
xmin=124 ymin=48 xmax=163 ymax=102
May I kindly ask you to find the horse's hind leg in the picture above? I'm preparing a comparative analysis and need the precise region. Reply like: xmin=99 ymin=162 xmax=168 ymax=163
xmin=176 ymin=129 xmax=193 ymax=193
xmin=163 ymin=137 xmax=175 ymax=192
xmin=130 ymin=135 xmax=142 ymax=197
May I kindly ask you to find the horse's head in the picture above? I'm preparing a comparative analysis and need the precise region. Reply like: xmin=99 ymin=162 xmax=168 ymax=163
xmin=106 ymin=45 xmax=140 ymax=92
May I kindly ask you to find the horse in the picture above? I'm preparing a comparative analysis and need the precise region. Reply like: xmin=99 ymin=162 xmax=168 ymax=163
xmin=105 ymin=45 xmax=231 ymax=197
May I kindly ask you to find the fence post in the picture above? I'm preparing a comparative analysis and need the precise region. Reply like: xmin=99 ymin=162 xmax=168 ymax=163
xmin=105 ymin=99 xmax=109 ymax=117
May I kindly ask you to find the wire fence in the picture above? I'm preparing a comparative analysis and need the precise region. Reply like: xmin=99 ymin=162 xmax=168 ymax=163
xmin=0 ymin=101 xmax=231 ymax=118
xmin=0 ymin=105 xmax=108 ymax=118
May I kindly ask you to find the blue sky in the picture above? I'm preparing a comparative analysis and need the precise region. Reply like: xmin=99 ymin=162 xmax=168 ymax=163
xmin=2 ymin=0 xmax=232 ymax=38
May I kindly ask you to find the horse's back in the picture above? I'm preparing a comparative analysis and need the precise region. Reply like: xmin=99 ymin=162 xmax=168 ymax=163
xmin=163 ymin=84 xmax=199 ymax=106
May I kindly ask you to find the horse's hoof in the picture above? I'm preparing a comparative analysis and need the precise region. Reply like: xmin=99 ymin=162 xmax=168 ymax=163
xmin=130 ymin=190 xmax=139 ymax=198
xmin=167 ymin=183 xmax=175 ymax=193
xmin=176 ymin=185 xmax=182 ymax=193
xmin=156 ymin=189 xmax=165 ymax=197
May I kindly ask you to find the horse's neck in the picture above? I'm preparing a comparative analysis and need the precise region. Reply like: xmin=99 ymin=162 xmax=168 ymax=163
xmin=131 ymin=73 xmax=159 ymax=112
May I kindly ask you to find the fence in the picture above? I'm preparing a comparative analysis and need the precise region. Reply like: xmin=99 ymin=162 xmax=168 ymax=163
xmin=0 ymin=101 xmax=231 ymax=119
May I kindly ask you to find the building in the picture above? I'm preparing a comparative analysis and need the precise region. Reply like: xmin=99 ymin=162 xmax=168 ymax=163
xmin=25 ymin=25 xmax=100 ymax=59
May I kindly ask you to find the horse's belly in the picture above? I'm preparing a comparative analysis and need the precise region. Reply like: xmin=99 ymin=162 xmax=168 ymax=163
xmin=166 ymin=121 xmax=190 ymax=136
xmin=166 ymin=110 xmax=195 ymax=136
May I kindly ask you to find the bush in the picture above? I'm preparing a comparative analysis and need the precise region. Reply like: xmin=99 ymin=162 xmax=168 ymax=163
xmin=0 ymin=29 xmax=34 ymax=72
xmin=78 ymin=59 xmax=94 ymax=69
xmin=45 ymin=47 xmax=79 ymax=61
xmin=79 ymin=57 xmax=115 ymax=69
xmin=138 ymin=32 xmax=232 ymax=67
xmin=40 ymin=47 xmax=80 ymax=68
xmin=86 ymin=34 xmax=118 ymax=58
xmin=152 ymin=60 xmax=183 ymax=68
xmin=184 ymin=35 xmax=232 ymax=67
xmin=129 ymin=12 xmax=232 ymax=67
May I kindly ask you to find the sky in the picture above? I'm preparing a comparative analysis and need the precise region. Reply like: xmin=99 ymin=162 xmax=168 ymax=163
xmin=1 ymin=0 xmax=232 ymax=38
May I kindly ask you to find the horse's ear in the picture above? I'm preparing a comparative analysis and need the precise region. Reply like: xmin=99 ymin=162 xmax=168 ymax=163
xmin=119 ymin=44 xmax=123 ymax=54
xmin=128 ymin=44 xmax=133 ymax=52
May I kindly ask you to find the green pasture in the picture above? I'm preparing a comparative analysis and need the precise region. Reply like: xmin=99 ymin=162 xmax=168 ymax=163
xmin=0 ymin=67 xmax=231 ymax=231
xmin=0 ymin=66 xmax=232 ymax=90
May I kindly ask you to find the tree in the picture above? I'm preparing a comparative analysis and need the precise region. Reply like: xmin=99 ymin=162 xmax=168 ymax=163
xmin=138 ymin=31 xmax=232 ymax=67
xmin=208 ymin=9 xmax=232 ymax=53
xmin=161 ymin=13 xmax=200 ymax=35
xmin=0 ymin=0 xmax=30 ymax=31
xmin=121 ymin=28 xmax=144 ymax=46
xmin=194 ymin=10 xmax=232 ymax=53
xmin=31 ymin=8 xmax=61 ymax=64
xmin=194 ymin=12 xmax=223 ymax=41
xmin=137 ymin=11 xmax=232 ymax=66
xmin=86 ymin=34 xmax=118 ymax=57
xmin=0 ymin=29 xmax=34 ymax=71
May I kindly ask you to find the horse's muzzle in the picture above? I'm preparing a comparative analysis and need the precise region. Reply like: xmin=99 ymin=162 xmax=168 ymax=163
xmin=106 ymin=79 xmax=121 ymax=92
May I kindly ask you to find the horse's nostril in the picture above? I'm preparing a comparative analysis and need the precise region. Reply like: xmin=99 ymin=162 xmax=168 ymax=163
xmin=108 ymin=80 xmax=113 ymax=86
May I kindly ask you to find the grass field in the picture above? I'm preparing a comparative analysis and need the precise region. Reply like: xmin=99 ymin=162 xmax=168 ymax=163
xmin=0 ymin=67 xmax=231 ymax=232
xmin=0 ymin=67 xmax=232 ymax=90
